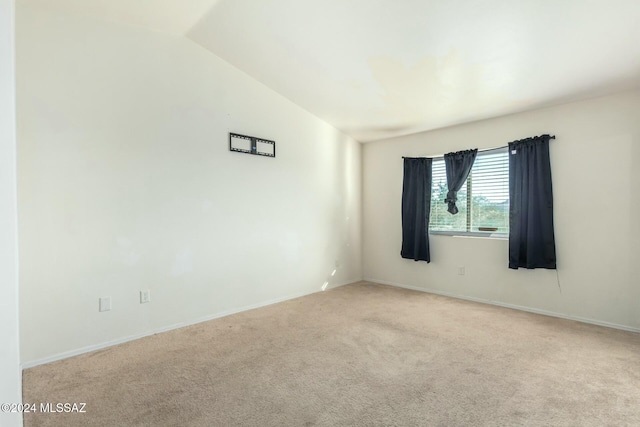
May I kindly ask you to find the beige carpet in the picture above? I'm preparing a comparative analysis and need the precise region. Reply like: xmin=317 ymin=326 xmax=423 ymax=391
xmin=23 ymin=282 xmax=640 ymax=426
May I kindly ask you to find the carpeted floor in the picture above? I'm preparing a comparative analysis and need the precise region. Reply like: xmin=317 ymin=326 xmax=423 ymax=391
xmin=23 ymin=282 xmax=640 ymax=426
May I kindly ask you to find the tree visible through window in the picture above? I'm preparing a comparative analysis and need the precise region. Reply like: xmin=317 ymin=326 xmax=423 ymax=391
xmin=429 ymin=148 xmax=509 ymax=235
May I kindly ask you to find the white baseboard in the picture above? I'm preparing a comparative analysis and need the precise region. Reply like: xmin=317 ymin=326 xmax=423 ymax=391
xmin=21 ymin=278 xmax=361 ymax=370
xmin=364 ymin=277 xmax=640 ymax=334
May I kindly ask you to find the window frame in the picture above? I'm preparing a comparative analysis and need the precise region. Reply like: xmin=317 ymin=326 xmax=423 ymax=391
xmin=429 ymin=147 xmax=509 ymax=239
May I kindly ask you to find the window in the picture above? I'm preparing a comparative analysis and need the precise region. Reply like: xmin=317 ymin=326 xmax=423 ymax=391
xmin=429 ymin=148 xmax=509 ymax=236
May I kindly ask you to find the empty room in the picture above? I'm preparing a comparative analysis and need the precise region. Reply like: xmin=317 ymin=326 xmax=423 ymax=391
xmin=2 ymin=0 xmax=640 ymax=426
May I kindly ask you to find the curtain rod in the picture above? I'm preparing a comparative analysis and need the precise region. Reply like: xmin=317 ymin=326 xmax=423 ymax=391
xmin=402 ymin=134 xmax=555 ymax=158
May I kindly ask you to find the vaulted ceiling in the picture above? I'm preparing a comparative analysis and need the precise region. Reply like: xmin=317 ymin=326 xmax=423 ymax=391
xmin=21 ymin=0 xmax=640 ymax=142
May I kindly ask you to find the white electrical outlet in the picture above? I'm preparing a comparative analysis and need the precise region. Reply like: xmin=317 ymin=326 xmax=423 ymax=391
xmin=458 ymin=266 xmax=466 ymax=276
xmin=140 ymin=290 xmax=151 ymax=304
xmin=99 ymin=297 xmax=111 ymax=312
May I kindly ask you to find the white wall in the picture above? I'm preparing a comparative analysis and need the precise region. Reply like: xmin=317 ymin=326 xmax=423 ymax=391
xmin=0 ymin=0 xmax=23 ymax=426
xmin=363 ymin=90 xmax=640 ymax=331
xmin=17 ymin=4 xmax=361 ymax=365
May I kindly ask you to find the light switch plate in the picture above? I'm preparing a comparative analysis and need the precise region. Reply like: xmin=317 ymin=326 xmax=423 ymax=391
xmin=140 ymin=290 xmax=151 ymax=304
xmin=99 ymin=297 xmax=111 ymax=312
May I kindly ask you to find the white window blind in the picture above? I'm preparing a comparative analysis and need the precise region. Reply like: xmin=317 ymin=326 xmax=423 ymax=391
xmin=429 ymin=148 xmax=509 ymax=235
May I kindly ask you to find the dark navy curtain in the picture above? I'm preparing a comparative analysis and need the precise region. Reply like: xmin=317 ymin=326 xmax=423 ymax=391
xmin=401 ymin=158 xmax=432 ymax=262
xmin=444 ymin=149 xmax=478 ymax=214
xmin=508 ymin=135 xmax=556 ymax=269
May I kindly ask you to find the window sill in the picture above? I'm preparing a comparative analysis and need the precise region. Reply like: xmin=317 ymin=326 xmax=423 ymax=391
xmin=430 ymin=231 xmax=508 ymax=240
